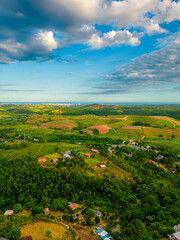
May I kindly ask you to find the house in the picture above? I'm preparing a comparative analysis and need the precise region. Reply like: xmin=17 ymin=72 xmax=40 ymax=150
xmin=44 ymin=208 xmax=51 ymax=215
xmin=63 ymin=154 xmax=71 ymax=158
xmin=85 ymin=153 xmax=91 ymax=157
xmin=100 ymin=165 xmax=106 ymax=168
xmin=156 ymin=155 xmax=164 ymax=161
xmin=68 ymin=203 xmax=78 ymax=211
xmin=127 ymin=153 xmax=133 ymax=158
xmin=173 ymin=225 xmax=180 ymax=232
xmin=65 ymin=151 xmax=71 ymax=155
xmin=95 ymin=210 xmax=102 ymax=218
xmin=20 ymin=236 xmax=33 ymax=240
xmin=34 ymin=139 xmax=39 ymax=142
xmin=171 ymin=232 xmax=180 ymax=240
xmin=172 ymin=168 xmax=177 ymax=173
xmin=91 ymin=149 xmax=99 ymax=153
xmin=4 ymin=210 xmax=14 ymax=216
xmin=97 ymin=230 xmax=109 ymax=239
xmin=52 ymin=158 xmax=59 ymax=163
xmin=146 ymin=146 xmax=151 ymax=149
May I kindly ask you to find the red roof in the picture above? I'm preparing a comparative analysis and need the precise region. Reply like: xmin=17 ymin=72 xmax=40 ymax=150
xmin=149 ymin=160 xmax=156 ymax=164
xmin=68 ymin=203 xmax=78 ymax=210
xmin=85 ymin=153 xmax=91 ymax=157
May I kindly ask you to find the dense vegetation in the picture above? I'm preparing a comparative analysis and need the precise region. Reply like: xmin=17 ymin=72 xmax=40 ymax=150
xmin=0 ymin=103 xmax=180 ymax=240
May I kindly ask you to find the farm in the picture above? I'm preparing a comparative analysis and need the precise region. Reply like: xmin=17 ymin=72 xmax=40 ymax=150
xmin=0 ymin=103 xmax=180 ymax=240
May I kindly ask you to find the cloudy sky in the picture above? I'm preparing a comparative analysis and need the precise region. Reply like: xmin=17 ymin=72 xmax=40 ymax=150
xmin=0 ymin=0 xmax=180 ymax=103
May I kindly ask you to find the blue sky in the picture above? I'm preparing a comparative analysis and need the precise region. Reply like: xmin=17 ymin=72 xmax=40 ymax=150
xmin=0 ymin=0 xmax=180 ymax=102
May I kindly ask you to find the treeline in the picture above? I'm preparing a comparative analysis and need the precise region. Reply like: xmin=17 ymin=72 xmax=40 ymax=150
xmin=121 ymin=106 xmax=180 ymax=120
xmin=47 ymin=133 xmax=123 ymax=145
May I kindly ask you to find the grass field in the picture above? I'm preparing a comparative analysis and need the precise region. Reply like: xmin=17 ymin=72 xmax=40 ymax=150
xmin=20 ymin=221 xmax=70 ymax=240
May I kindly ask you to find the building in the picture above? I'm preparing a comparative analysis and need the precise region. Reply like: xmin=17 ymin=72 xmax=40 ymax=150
xmin=97 ymin=230 xmax=112 ymax=240
xmin=52 ymin=158 xmax=59 ymax=163
xmin=100 ymin=165 xmax=106 ymax=168
xmin=68 ymin=203 xmax=78 ymax=211
xmin=4 ymin=210 xmax=14 ymax=216
xmin=65 ymin=151 xmax=71 ymax=155
xmin=171 ymin=232 xmax=180 ymax=240
xmin=91 ymin=149 xmax=99 ymax=153
xmin=20 ymin=236 xmax=33 ymax=240
xmin=63 ymin=154 xmax=71 ymax=158
xmin=95 ymin=210 xmax=102 ymax=218
xmin=44 ymin=208 xmax=51 ymax=215
xmin=85 ymin=153 xmax=91 ymax=157
xmin=156 ymin=155 xmax=164 ymax=161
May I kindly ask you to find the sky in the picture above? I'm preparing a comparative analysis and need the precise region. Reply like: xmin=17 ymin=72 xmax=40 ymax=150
xmin=0 ymin=0 xmax=180 ymax=103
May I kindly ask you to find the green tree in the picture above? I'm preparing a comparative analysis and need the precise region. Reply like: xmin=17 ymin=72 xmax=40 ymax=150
xmin=13 ymin=203 xmax=23 ymax=213
xmin=128 ymin=219 xmax=148 ymax=240
xmin=5 ymin=227 xmax=21 ymax=240
xmin=95 ymin=216 xmax=100 ymax=224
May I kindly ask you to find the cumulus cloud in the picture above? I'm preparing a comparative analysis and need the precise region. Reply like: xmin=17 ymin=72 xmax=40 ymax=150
xmin=88 ymin=29 xmax=141 ymax=49
xmin=91 ymin=33 xmax=180 ymax=94
xmin=0 ymin=0 xmax=180 ymax=63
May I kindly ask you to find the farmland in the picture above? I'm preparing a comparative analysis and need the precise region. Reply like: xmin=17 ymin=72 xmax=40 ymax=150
xmin=0 ymin=103 xmax=180 ymax=240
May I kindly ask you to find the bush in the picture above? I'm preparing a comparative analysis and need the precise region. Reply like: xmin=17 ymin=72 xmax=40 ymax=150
xmin=13 ymin=203 xmax=23 ymax=213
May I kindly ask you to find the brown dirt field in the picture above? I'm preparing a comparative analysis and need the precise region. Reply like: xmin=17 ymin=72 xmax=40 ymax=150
xmin=73 ymin=225 xmax=97 ymax=240
xmin=148 ymin=116 xmax=180 ymax=126
xmin=98 ymin=116 xmax=128 ymax=121
xmin=40 ymin=120 xmax=77 ymax=130
xmin=20 ymin=221 xmax=69 ymax=240
xmin=123 ymin=126 xmax=142 ymax=129
xmin=89 ymin=125 xmax=111 ymax=134
xmin=38 ymin=156 xmax=48 ymax=162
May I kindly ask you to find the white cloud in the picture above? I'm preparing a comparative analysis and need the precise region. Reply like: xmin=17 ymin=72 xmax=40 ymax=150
xmin=91 ymin=32 xmax=180 ymax=94
xmin=35 ymin=31 xmax=58 ymax=52
xmin=88 ymin=29 xmax=140 ymax=49
xmin=0 ymin=0 xmax=180 ymax=63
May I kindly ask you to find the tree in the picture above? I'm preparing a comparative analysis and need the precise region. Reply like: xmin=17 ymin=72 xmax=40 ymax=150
xmin=31 ymin=206 xmax=43 ymax=215
xmin=13 ymin=203 xmax=23 ymax=213
xmin=95 ymin=216 xmax=100 ymax=224
xmin=5 ymin=227 xmax=21 ymax=240
xmin=87 ymin=208 xmax=95 ymax=217
xmin=128 ymin=219 xmax=148 ymax=240
xmin=46 ymin=230 xmax=52 ymax=237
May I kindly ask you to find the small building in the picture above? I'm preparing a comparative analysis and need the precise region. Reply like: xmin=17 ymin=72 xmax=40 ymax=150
xmin=52 ymin=158 xmax=59 ymax=163
xmin=85 ymin=153 xmax=91 ymax=157
xmin=173 ymin=225 xmax=180 ymax=232
xmin=63 ymin=154 xmax=71 ymax=158
xmin=44 ymin=208 xmax=51 ymax=215
xmin=156 ymin=155 xmax=164 ymax=161
xmin=65 ymin=151 xmax=71 ymax=155
xmin=91 ymin=149 xmax=99 ymax=153
xmin=171 ymin=232 xmax=180 ymax=240
xmin=97 ymin=230 xmax=109 ymax=239
xmin=20 ymin=236 xmax=33 ymax=240
xmin=4 ymin=210 xmax=14 ymax=216
xmin=146 ymin=146 xmax=151 ymax=149
xmin=34 ymin=139 xmax=39 ymax=142
xmin=68 ymin=203 xmax=78 ymax=211
xmin=172 ymin=168 xmax=177 ymax=173
xmin=100 ymin=165 xmax=106 ymax=168
xmin=127 ymin=153 xmax=133 ymax=158
xmin=95 ymin=210 xmax=102 ymax=218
